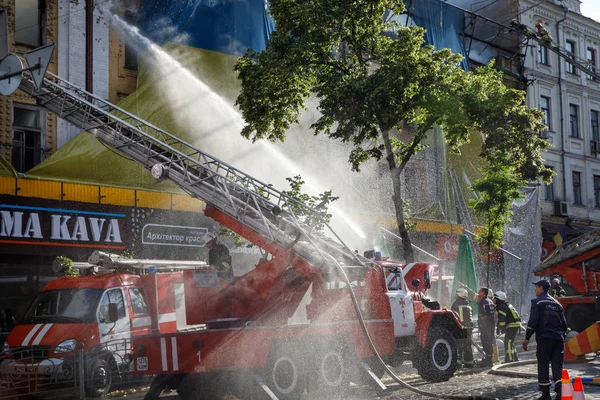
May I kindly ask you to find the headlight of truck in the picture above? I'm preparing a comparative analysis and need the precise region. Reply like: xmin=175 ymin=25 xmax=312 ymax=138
xmin=54 ymin=339 xmax=77 ymax=354
xmin=1 ymin=341 xmax=9 ymax=355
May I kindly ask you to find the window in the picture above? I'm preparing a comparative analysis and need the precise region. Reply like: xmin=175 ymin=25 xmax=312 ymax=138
xmin=15 ymin=0 xmax=43 ymax=47
xmin=592 ymin=110 xmax=599 ymax=142
xmin=540 ymin=96 xmax=551 ymax=130
xmin=129 ymin=288 xmax=148 ymax=315
xmin=569 ymin=104 xmax=580 ymax=138
xmin=587 ymin=47 xmax=597 ymax=79
xmin=595 ymin=175 xmax=600 ymax=208
xmin=123 ymin=12 xmax=138 ymax=70
xmin=545 ymin=166 xmax=554 ymax=201
xmin=539 ymin=45 xmax=549 ymax=65
xmin=573 ymin=171 xmax=582 ymax=205
xmin=12 ymin=105 xmax=44 ymax=172
xmin=566 ymin=40 xmax=577 ymax=74
xmin=98 ymin=289 xmax=126 ymax=322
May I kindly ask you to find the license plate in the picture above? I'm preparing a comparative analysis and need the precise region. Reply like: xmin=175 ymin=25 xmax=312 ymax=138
xmin=136 ymin=357 xmax=148 ymax=371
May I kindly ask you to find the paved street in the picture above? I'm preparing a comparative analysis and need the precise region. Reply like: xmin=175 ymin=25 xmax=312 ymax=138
xmin=112 ymin=352 xmax=600 ymax=400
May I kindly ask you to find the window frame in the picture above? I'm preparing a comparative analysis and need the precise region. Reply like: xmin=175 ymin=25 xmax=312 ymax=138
xmin=587 ymin=47 xmax=597 ymax=80
xmin=11 ymin=104 xmax=45 ymax=173
xmin=539 ymin=45 xmax=549 ymax=65
xmin=573 ymin=171 xmax=582 ymax=205
xmin=128 ymin=287 xmax=148 ymax=315
xmin=569 ymin=104 xmax=580 ymax=138
xmin=540 ymin=96 xmax=551 ymax=131
xmin=566 ymin=40 xmax=577 ymax=75
xmin=592 ymin=110 xmax=600 ymax=142
xmin=595 ymin=175 xmax=600 ymax=208
xmin=14 ymin=0 xmax=45 ymax=48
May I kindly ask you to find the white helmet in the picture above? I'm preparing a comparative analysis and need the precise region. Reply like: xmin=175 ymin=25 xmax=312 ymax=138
xmin=456 ymin=288 xmax=468 ymax=299
xmin=203 ymin=232 xmax=217 ymax=244
xmin=552 ymin=278 xmax=560 ymax=285
xmin=494 ymin=290 xmax=507 ymax=301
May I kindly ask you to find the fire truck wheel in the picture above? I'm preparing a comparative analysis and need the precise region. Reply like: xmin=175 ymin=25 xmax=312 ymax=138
xmin=267 ymin=351 xmax=306 ymax=400
xmin=565 ymin=304 xmax=595 ymax=333
xmin=308 ymin=348 xmax=351 ymax=397
xmin=85 ymin=358 xmax=113 ymax=397
xmin=414 ymin=328 xmax=457 ymax=382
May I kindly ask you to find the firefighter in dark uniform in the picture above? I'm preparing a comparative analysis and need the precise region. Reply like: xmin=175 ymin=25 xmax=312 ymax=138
xmin=523 ymin=279 xmax=568 ymax=400
xmin=451 ymin=288 xmax=474 ymax=368
xmin=206 ymin=233 xmax=234 ymax=282
xmin=493 ymin=291 xmax=521 ymax=362
xmin=550 ymin=278 xmax=566 ymax=298
xmin=476 ymin=287 xmax=495 ymax=368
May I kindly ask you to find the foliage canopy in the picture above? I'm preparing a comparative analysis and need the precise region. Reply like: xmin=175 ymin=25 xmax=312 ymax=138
xmin=235 ymin=0 xmax=551 ymax=260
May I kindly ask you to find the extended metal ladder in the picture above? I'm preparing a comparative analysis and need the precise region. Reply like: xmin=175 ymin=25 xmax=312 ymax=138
xmin=448 ymin=168 xmax=483 ymax=268
xmin=19 ymin=71 xmax=365 ymax=269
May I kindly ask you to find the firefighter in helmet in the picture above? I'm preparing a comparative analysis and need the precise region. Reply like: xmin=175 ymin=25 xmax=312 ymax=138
xmin=451 ymin=288 xmax=474 ymax=368
xmin=493 ymin=291 xmax=521 ymax=362
xmin=205 ymin=233 xmax=233 ymax=282
xmin=550 ymin=278 xmax=566 ymax=298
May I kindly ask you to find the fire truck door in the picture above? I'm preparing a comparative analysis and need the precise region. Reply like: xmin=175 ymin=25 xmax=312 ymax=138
xmin=387 ymin=291 xmax=417 ymax=337
xmin=97 ymin=288 xmax=131 ymax=358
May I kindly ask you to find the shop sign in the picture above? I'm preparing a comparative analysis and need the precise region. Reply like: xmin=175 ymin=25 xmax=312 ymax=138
xmin=436 ymin=235 xmax=459 ymax=260
xmin=142 ymin=224 xmax=208 ymax=247
xmin=0 ymin=204 xmax=124 ymax=246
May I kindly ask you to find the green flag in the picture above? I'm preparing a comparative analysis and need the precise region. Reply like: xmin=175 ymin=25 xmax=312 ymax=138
xmin=451 ymin=235 xmax=479 ymax=311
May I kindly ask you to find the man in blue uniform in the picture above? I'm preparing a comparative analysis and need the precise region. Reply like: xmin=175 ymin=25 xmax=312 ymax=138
xmin=523 ymin=279 xmax=568 ymax=400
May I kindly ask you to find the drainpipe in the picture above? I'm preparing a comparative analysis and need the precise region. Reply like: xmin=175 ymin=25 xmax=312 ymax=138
xmin=85 ymin=0 xmax=93 ymax=93
xmin=556 ymin=6 xmax=568 ymax=201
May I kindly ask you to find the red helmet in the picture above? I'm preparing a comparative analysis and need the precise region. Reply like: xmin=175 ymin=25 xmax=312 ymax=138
xmin=536 ymin=22 xmax=543 ymax=28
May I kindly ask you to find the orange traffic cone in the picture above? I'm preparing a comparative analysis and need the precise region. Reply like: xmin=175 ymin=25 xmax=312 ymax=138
xmin=561 ymin=369 xmax=573 ymax=400
xmin=572 ymin=376 xmax=585 ymax=400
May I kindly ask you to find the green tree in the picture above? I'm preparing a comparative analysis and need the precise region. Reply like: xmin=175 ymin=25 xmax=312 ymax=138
xmin=234 ymin=0 xmax=551 ymax=262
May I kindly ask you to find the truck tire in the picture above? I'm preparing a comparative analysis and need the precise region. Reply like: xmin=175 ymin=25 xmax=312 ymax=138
xmin=308 ymin=347 xmax=351 ymax=397
xmin=414 ymin=328 xmax=457 ymax=382
xmin=266 ymin=349 xmax=306 ymax=400
xmin=85 ymin=358 xmax=113 ymax=397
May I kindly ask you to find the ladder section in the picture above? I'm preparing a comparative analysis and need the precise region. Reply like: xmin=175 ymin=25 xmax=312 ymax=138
xmin=448 ymin=168 xmax=483 ymax=268
xmin=19 ymin=71 xmax=362 ymax=269
xmin=534 ymin=229 xmax=600 ymax=273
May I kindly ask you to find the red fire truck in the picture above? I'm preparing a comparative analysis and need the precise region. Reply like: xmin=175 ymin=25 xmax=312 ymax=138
xmin=534 ymin=229 xmax=600 ymax=361
xmin=6 ymin=67 xmax=466 ymax=399
xmin=1 ymin=252 xmax=207 ymax=397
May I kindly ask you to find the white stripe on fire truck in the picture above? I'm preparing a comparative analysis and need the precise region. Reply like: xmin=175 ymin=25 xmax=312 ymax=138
xmin=160 ymin=338 xmax=168 ymax=371
xmin=22 ymin=324 xmax=43 ymax=346
xmin=32 ymin=323 xmax=54 ymax=345
xmin=158 ymin=313 xmax=177 ymax=323
xmin=171 ymin=337 xmax=179 ymax=371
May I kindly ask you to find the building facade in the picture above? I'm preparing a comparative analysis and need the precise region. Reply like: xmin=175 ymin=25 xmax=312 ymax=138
xmin=0 ymin=0 xmax=140 ymax=170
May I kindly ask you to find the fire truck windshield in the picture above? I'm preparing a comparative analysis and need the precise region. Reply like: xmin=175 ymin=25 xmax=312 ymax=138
xmin=22 ymin=288 xmax=104 ymax=324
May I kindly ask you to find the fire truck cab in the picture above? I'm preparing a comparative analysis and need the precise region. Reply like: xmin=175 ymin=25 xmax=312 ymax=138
xmin=0 ymin=252 xmax=207 ymax=397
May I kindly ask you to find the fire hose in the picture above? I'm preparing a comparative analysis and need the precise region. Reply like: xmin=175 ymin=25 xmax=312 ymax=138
xmin=299 ymin=217 xmax=498 ymax=400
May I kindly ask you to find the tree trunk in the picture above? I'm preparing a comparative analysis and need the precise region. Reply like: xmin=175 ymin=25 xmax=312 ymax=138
xmin=380 ymin=126 xmax=415 ymax=263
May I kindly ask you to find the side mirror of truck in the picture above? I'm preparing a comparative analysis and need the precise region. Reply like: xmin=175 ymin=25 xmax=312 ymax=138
xmin=108 ymin=303 xmax=119 ymax=323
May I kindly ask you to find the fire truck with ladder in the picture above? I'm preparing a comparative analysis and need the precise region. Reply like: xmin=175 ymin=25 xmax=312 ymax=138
xmin=534 ymin=230 xmax=600 ymax=362
xmin=0 ymin=49 xmax=466 ymax=399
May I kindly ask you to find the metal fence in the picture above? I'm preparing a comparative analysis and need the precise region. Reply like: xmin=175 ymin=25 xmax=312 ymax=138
xmin=0 ymin=339 xmax=151 ymax=399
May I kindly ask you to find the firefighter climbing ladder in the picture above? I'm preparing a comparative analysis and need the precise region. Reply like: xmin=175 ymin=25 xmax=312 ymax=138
xmin=17 ymin=70 xmax=364 ymax=270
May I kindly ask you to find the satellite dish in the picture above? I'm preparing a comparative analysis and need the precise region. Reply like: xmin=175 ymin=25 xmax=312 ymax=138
xmin=0 ymin=53 xmax=22 ymax=96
